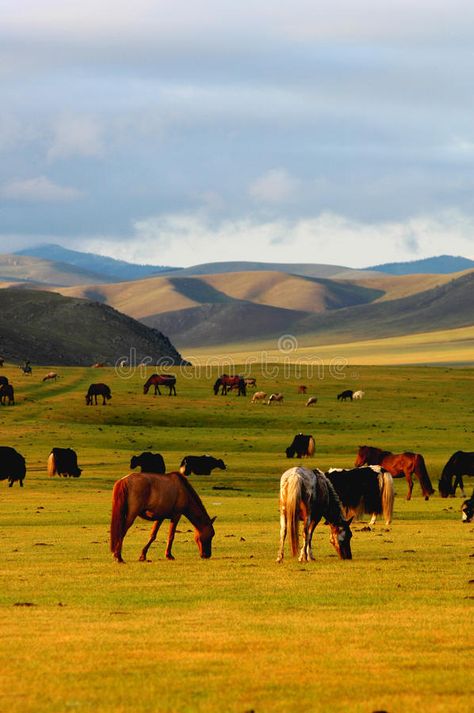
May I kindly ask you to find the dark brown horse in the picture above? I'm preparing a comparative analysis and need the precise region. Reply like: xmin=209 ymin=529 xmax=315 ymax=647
xmin=213 ymin=374 xmax=246 ymax=396
xmin=110 ymin=471 xmax=216 ymax=563
xmin=143 ymin=374 xmax=177 ymax=396
xmin=0 ymin=383 xmax=14 ymax=405
xmin=439 ymin=451 xmax=474 ymax=498
xmin=85 ymin=383 xmax=112 ymax=405
xmin=355 ymin=445 xmax=434 ymax=500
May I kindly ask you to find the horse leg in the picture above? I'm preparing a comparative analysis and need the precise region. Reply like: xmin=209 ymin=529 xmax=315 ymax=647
xmin=113 ymin=510 xmax=139 ymax=563
xmin=276 ymin=510 xmax=287 ymax=563
xmin=306 ymin=519 xmax=318 ymax=561
xmin=299 ymin=514 xmax=311 ymax=562
xmin=369 ymin=513 xmax=377 ymax=526
xmin=165 ymin=516 xmax=181 ymax=559
xmin=139 ymin=519 xmax=163 ymax=561
xmin=406 ymin=471 xmax=414 ymax=500
xmin=453 ymin=474 xmax=465 ymax=498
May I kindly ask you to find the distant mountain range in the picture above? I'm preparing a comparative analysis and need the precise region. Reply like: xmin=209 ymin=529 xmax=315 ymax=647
xmin=2 ymin=244 xmax=473 ymax=355
xmin=368 ymin=254 xmax=474 ymax=275
xmin=15 ymin=244 xmax=179 ymax=282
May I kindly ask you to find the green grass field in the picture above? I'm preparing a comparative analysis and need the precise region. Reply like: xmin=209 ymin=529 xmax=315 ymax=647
xmin=0 ymin=362 xmax=473 ymax=713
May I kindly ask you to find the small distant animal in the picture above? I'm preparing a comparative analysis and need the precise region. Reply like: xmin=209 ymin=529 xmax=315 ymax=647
xmin=297 ymin=385 xmax=307 ymax=394
xmin=244 ymin=377 xmax=257 ymax=388
xmin=20 ymin=361 xmax=32 ymax=375
xmin=276 ymin=467 xmax=353 ymax=562
xmin=0 ymin=446 xmax=26 ymax=487
xmin=86 ymin=383 xmax=112 ymax=405
xmin=286 ymin=434 xmax=315 ymax=459
xmin=337 ymin=390 xmax=353 ymax=401
xmin=352 ymin=390 xmax=365 ymax=400
xmin=91 ymin=362 xmax=105 ymax=368
xmin=130 ymin=452 xmax=166 ymax=474
xmin=143 ymin=374 xmax=177 ymax=396
xmin=213 ymin=374 xmax=246 ymax=396
xmin=47 ymin=448 xmax=82 ymax=478
xmin=325 ymin=466 xmax=394 ymax=527
xmin=0 ymin=383 xmax=14 ymax=405
xmin=355 ymin=445 xmax=434 ymax=501
xmin=110 ymin=471 xmax=216 ymax=562
xmin=438 ymin=451 xmax=474 ymax=498
xmin=461 ymin=492 xmax=474 ymax=522
xmin=251 ymin=391 xmax=267 ymax=403
xmin=305 ymin=396 xmax=318 ymax=407
xmin=0 ymin=357 xmax=4 ymax=367
xmin=179 ymin=455 xmax=226 ymax=476
xmin=42 ymin=372 xmax=59 ymax=382
xmin=268 ymin=393 xmax=284 ymax=404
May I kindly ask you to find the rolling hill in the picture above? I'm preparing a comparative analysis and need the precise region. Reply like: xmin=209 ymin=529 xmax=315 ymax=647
xmin=0 ymin=254 xmax=115 ymax=286
xmin=0 ymin=289 xmax=186 ymax=365
xmin=145 ymin=270 xmax=474 ymax=347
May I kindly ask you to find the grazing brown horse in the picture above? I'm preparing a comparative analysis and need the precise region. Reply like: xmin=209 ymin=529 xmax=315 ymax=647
xmin=110 ymin=471 xmax=216 ymax=563
xmin=355 ymin=445 xmax=434 ymax=500
xmin=143 ymin=374 xmax=177 ymax=396
xmin=86 ymin=383 xmax=112 ymax=405
xmin=213 ymin=374 xmax=246 ymax=396
xmin=42 ymin=371 xmax=58 ymax=382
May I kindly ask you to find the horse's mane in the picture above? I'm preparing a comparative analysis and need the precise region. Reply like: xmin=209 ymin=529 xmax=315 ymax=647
xmin=315 ymin=472 xmax=345 ymax=525
xmin=175 ymin=472 xmax=210 ymax=518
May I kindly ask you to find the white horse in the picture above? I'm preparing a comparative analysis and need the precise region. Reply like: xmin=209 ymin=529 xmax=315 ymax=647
xmin=305 ymin=396 xmax=318 ymax=407
xmin=277 ymin=467 xmax=353 ymax=563
xmin=353 ymin=390 xmax=365 ymax=399
xmin=251 ymin=391 xmax=267 ymax=403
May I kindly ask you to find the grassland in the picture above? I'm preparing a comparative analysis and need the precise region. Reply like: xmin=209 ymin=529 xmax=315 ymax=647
xmin=0 ymin=361 xmax=473 ymax=713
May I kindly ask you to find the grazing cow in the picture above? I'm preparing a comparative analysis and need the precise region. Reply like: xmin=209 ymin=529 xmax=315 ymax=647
xmin=461 ymin=492 xmax=474 ymax=522
xmin=337 ymin=390 xmax=353 ymax=401
xmin=353 ymin=390 xmax=365 ymax=400
xmin=86 ymin=383 xmax=112 ymax=405
xmin=251 ymin=391 xmax=267 ymax=403
xmin=268 ymin=393 xmax=284 ymax=404
xmin=0 ymin=446 xmax=26 ymax=487
xmin=297 ymin=385 xmax=308 ymax=394
xmin=179 ymin=455 xmax=226 ymax=476
xmin=42 ymin=372 xmax=59 ymax=382
xmin=0 ymin=383 xmax=14 ymax=405
xmin=285 ymin=434 xmax=316 ymax=459
xmin=47 ymin=448 xmax=82 ymax=478
xmin=305 ymin=396 xmax=318 ymax=407
xmin=130 ymin=452 xmax=166 ymax=474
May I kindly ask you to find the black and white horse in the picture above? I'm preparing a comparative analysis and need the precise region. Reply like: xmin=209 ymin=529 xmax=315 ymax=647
xmin=324 ymin=465 xmax=394 ymax=527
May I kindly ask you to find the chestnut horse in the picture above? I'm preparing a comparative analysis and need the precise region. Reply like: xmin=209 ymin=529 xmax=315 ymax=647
xmin=355 ymin=445 xmax=434 ymax=500
xmin=213 ymin=374 xmax=246 ymax=396
xmin=143 ymin=373 xmax=177 ymax=396
xmin=110 ymin=471 xmax=216 ymax=563
xmin=277 ymin=467 xmax=353 ymax=562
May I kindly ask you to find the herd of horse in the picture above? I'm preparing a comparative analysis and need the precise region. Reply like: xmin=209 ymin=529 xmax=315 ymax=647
xmin=1 ymin=364 xmax=473 ymax=566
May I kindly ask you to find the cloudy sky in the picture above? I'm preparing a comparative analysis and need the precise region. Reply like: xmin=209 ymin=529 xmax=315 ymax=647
xmin=1 ymin=0 xmax=474 ymax=267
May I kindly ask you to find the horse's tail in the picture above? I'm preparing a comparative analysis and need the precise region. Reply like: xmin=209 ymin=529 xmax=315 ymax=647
xmin=285 ymin=475 xmax=302 ymax=557
xmin=307 ymin=436 xmax=315 ymax=457
xmin=47 ymin=452 xmax=56 ymax=477
xmin=110 ymin=478 xmax=129 ymax=554
xmin=379 ymin=472 xmax=394 ymax=526
xmin=414 ymin=454 xmax=435 ymax=498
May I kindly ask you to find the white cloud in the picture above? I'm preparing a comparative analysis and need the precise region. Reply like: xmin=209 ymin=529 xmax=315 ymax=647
xmin=249 ymin=169 xmax=300 ymax=205
xmin=0 ymin=176 xmax=83 ymax=202
xmin=48 ymin=115 xmax=104 ymax=161
xmin=77 ymin=209 xmax=474 ymax=268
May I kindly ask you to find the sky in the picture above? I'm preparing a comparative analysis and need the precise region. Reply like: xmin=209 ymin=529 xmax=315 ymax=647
xmin=1 ymin=0 xmax=474 ymax=268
